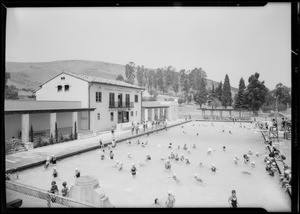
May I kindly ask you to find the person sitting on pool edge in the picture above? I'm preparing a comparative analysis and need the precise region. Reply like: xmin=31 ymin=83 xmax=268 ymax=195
xmin=61 ymin=182 xmax=69 ymax=197
xmin=49 ymin=181 xmax=59 ymax=195
xmin=228 ymin=190 xmax=239 ymax=208
xmin=131 ymin=163 xmax=137 ymax=176
xmin=153 ymin=198 xmax=161 ymax=207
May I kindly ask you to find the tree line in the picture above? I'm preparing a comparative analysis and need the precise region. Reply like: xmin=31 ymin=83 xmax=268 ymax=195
xmin=117 ymin=62 xmax=291 ymax=114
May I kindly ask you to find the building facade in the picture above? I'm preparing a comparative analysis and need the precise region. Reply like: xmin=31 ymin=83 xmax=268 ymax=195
xmin=35 ymin=72 xmax=144 ymax=133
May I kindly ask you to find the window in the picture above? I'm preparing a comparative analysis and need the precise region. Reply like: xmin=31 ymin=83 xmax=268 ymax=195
xmin=136 ymin=111 xmax=137 ymax=116
xmin=97 ymin=113 xmax=100 ymax=120
xmin=61 ymin=77 xmax=65 ymax=80
xmin=64 ymin=85 xmax=70 ymax=91
xmin=96 ymin=92 xmax=102 ymax=102
xmin=110 ymin=112 xmax=114 ymax=121
xmin=126 ymin=94 xmax=130 ymax=107
xmin=109 ymin=93 xmax=115 ymax=107
xmin=131 ymin=111 xmax=133 ymax=116
xmin=57 ymin=85 xmax=62 ymax=92
xmin=135 ymin=95 xmax=138 ymax=103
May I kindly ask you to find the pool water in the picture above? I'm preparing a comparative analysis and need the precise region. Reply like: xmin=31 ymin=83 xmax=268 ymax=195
xmin=11 ymin=121 xmax=291 ymax=211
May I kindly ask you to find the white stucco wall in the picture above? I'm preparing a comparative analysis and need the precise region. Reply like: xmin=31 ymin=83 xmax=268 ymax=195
xmin=89 ymin=83 xmax=142 ymax=131
xmin=35 ymin=73 xmax=89 ymax=108
xmin=5 ymin=115 xmax=22 ymax=140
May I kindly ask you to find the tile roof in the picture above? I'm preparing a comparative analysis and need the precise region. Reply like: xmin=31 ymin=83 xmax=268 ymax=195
xmin=64 ymin=72 xmax=144 ymax=90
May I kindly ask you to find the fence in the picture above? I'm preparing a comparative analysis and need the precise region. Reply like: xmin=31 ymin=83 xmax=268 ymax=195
xmin=6 ymin=181 xmax=97 ymax=208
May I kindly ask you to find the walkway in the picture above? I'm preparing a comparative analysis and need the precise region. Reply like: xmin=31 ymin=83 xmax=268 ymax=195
xmin=5 ymin=119 xmax=190 ymax=173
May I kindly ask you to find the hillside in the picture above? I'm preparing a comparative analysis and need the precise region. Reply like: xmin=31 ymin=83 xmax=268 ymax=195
xmin=5 ymin=60 xmax=238 ymax=96
xmin=5 ymin=60 xmax=126 ymax=90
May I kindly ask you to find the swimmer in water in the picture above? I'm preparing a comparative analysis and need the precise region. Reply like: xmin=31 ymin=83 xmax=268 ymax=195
xmin=197 ymin=133 xmax=199 ymax=136
xmin=165 ymin=160 xmax=172 ymax=170
xmin=222 ymin=146 xmax=226 ymax=151
xmin=131 ymin=163 xmax=137 ymax=176
xmin=241 ymin=171 xmax=251 ymax=175
xmin=118 ymin=162 xmax=123 ymax=171
xmin=248 ymin=149 xmax=253 ymax=155
xmin=194 ymin=174 xmax=203 ymax=182
xmin=255 ymin=152 xmax=259 ymax=157
xmin=210 ymin=164 xmax=217 ymax=172
xmin=229 ymin=131 xmax=232 ymax=134
xmin=251 ymin=162 xmax=256 ymax=168
xmin=180 ymin=154 xmax=185 ymax=161
xmin=139 ymin=161 xmax=146 ymax=167
xmin=146 ymin=154 xmax=152 ymax=161
xmin=193 ymin=144 xmax=196 ymax=149
xmin=187 ymin=149 xmax=191 ymax=154
xmin=75 ymin=168 xmax=80 ymax=178
xmin=207 ymin=148 xmax=213 ymax=155
xmin=234 ymin=158 xmax=238 ymax=165
xmin=243 ymin=154 xmax=250 ymax=164
xmin=172 ymin=173 xmax=180 ymax=183
xmin=174 ymin=153 xmax=179 ymax=161
xmin=168 ymin=143 xmax=172 ymax=149
xmin=185 ymin=157 xmax=191 ymax=164
xmin=127 ymin=153 xmax=132 ymax=158
xmin=183 ymin=144 xmax=187 ymax=150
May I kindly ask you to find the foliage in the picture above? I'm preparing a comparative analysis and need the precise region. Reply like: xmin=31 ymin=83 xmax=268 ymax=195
xmin=60 ymin=133 xmax=64 ymax=142
xmin=210 ymin=97 xmax=222 ymax=109
xmin=125 ymin=62 xmax=135 ymax=84
xmin=194 ymin=78 xmax=208 ymax=108
xmin=244 ymin=73 xmax=268 ymax=114
xmin=69 ymin=131 xmax=74 ymax=141
xmin=116 ymin=74 xmax=124 ymax=81
xmin=273 ymin=83 xmax=291 ymax=106
xmin=49 ymin=134 xmax=54 ymax=144
xmin=178 ymin=98 xmax=184 ymax=105
xmin=221 ymin=74 xmax=232 ymax=109
xmin=5 ymin=70 xmax=19 ymax=100
xmin=234 ymin=77 xmax=246 ymax=109
xmin=215 ymin=81 xmax=223 ymax=101
xmin=55 ymin=122 xmax=58 ymax=143
xmin=74 ymin=122 xmax=78 ymax=140
xmin=261 ymin=102 xmax=287 ymax=113
xmin=136 ymin=65 xmax=145 ymax=86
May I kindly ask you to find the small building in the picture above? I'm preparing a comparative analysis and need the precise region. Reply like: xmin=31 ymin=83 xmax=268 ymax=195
xmin=141 ymin=100 xmax=179 ymax=122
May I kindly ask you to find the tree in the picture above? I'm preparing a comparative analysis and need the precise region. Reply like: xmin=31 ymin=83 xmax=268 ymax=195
xmin=5 ymin=71 xmax=18 ymax=100
xmin=74 ymin=122 xmax=78 ymax=140
xmin=30 ymin=125 xmax=34 ymax=142
xmin=244 ymin=73 xmax=268 ymax=115
xmin=273 ymin=83 xmax=291 ymax=107
xmin=194 ymin=78 xmax=208 ymax=108
xmin=234 ymin=77 xmax=246 ymax=109
xmin=125 ymin=62 xmax=135 ymax=84
xmin=156 ymin=68 xmax=165 ymax=93
xmin=116 ymin=74 xmax=124 ymax=81
xmin=55 ymin=122 xmax=58 ymax=143
xmin=215 ymin=81 xmax=223 ymax=101
xmin=147 ymin=69 xmax=156 ymax=91
xmin=136 ymin=65 xmax=145 ymax=86
xmin=172 ymin=72 xmax=179 ymax=95
xmin=221 ymin=74 xmax=232 ymax=109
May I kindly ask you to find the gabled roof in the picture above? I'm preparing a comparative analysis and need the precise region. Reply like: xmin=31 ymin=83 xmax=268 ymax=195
xmin=36 ymin=71 xmax=144 ymax=91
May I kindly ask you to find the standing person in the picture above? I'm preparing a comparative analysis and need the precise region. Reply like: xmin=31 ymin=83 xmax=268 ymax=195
xmin=228 ymin=190 xmax=239 ymax=208
xmin=111 ymin=127 xmax=115 ymax=138
xmin=61 ymin=182 xmax=69 ymax=197
xmin=50 ymin=155 xmax=57 ymax=164
xmin=49 ymin=181 xmax=59 ymax=195
xmin=109 ymin=150 xmax=114 ymax=159
xmin=99 ymin=139 xmax=103 ymax=148
xmin=112 ymin=139 xmax=116 ymax=148
xmin=143 ymin=122 xmax=146 ymax=133
xmin=135 ymin=124 xmax=139 ymax=135
xmin=131 ymin=123 xmax=135 ymax=136
xmin=165 ymin=191 xmax=176 ymax=208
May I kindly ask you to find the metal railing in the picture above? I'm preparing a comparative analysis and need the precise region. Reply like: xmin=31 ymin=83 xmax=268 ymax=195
xmin=6 ymin=181 xmax=97 ymax=208
xmin=109 ymin=102 xmax=134 ymax=108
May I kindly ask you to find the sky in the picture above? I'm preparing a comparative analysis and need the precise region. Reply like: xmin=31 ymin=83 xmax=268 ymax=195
xmin=6 ymin=3 xmax=291 ymax=89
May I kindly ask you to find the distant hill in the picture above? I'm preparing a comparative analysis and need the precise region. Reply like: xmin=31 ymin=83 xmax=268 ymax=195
xmin=5 ymin=60 xmax=126 ymax=91
xmin=5 ymin=60 xmax=238 ymax=96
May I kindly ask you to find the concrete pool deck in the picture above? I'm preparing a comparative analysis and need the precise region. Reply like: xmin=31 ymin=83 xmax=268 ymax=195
xmin=5 ymin=119 xmax=191 ymax=173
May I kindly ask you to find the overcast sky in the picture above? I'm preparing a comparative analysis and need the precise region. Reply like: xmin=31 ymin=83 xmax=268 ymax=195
xmin=6 ymin=3 xmax=291 ymax=89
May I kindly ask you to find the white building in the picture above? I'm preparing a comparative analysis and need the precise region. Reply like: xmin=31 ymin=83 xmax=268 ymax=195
xmin=35 ymin=72 xmax=144 ymax=132
xmin=141 ymin=101 xmax=178 ymax=122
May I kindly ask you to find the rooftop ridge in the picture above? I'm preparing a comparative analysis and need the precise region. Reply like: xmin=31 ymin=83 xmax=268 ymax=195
xmin=64 ymin=71 xmax=144 ymax=90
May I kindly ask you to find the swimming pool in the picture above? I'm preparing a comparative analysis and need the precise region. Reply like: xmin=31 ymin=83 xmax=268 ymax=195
xmin=9 ymin=121 xmax=291 ymax=211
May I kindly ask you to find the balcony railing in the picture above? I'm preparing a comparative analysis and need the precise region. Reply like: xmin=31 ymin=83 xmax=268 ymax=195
xmin=109 ymin=102 xmax=134 ymax=108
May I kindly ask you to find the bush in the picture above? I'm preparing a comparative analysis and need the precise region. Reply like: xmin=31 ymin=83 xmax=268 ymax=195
xmin=49 ymin=134 xmax=54 ymax=145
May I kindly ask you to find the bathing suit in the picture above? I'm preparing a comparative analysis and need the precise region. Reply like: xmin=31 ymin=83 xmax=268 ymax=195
xmin=53 ymin=172 xmax=58 ymax=177
xmin=75 ymin=172 xmax=80 ymax=178
xmin=230 ymin=196 xmax=237 ymax=208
